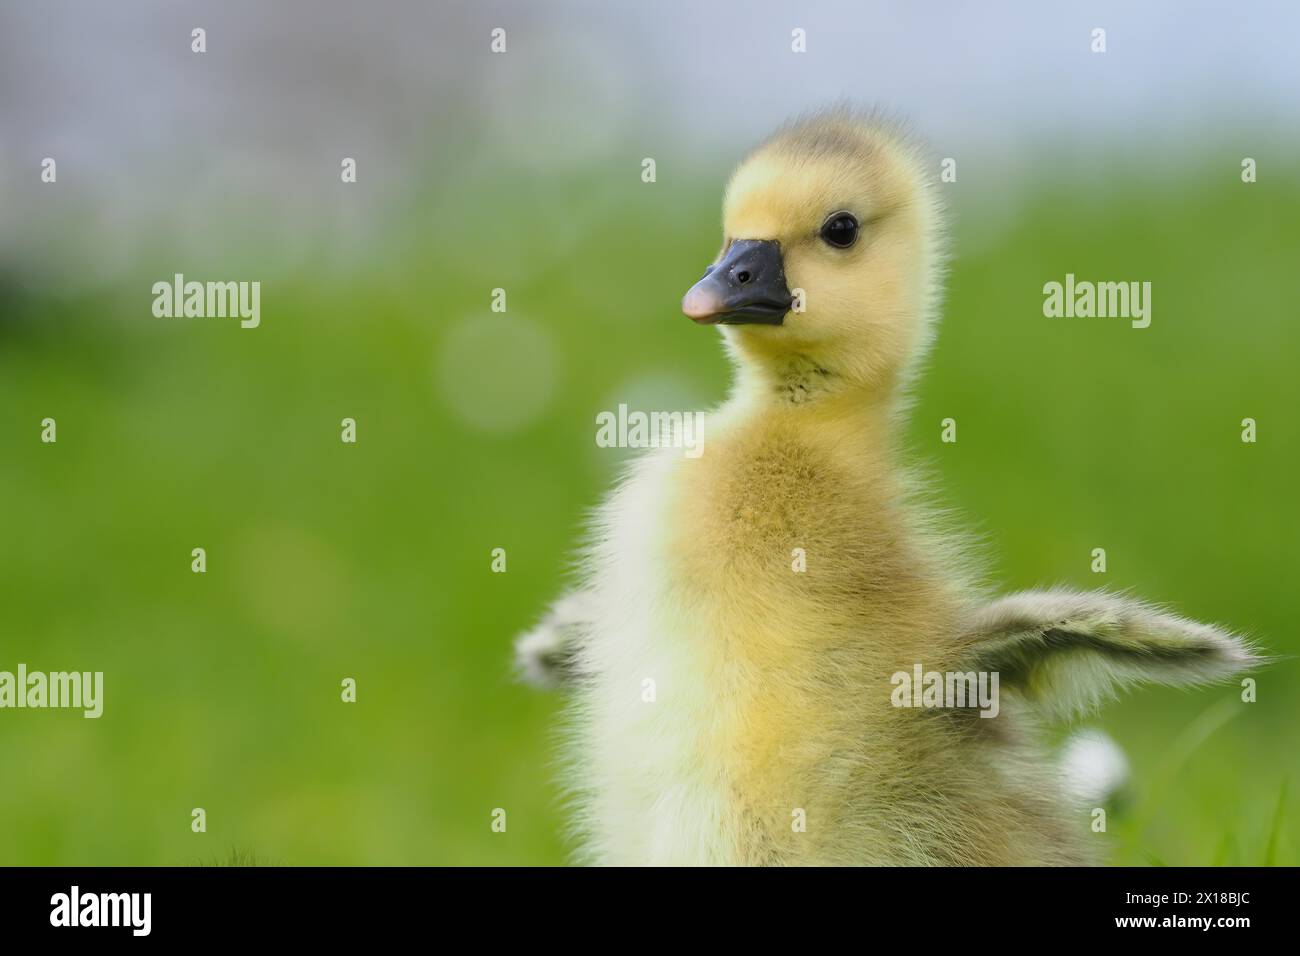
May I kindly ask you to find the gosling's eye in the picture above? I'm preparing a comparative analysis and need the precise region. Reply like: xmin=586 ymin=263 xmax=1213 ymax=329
xmin=820 ymin=212 xmax=859 ymax=248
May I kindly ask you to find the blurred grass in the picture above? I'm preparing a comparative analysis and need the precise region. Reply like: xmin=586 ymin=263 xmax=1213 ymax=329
xmin=1 ymin=154 xmax=1297 ymax=865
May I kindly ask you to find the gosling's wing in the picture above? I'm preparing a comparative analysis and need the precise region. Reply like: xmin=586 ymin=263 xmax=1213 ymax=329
xmin=959 ymin=588 xmax=1262 ymax=721
xmin=514 ymin=589 xmax=594 ymax=689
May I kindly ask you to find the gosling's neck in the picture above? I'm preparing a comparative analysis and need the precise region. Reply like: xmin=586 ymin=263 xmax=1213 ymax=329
xmin=726 ymin=342 xmax=903 ymax=448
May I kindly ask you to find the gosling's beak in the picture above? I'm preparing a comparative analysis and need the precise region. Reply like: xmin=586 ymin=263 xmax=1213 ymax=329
xmin=681 ymin=239 xmax=793 ymax=325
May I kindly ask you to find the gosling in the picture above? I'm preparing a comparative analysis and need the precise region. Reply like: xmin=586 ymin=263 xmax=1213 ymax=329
xmin=516 ymin=108 xmax=1259 ymax=866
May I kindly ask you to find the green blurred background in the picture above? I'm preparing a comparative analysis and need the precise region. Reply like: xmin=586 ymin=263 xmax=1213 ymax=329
xmin=1 ymin=0 xmax=1297 ymax=865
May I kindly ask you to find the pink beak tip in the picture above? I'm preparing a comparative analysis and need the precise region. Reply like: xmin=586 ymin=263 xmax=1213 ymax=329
xmin=682 ymin=286 xmax=721 ymax=322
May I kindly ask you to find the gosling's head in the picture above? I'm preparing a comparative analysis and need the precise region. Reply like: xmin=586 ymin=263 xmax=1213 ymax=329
xmin=682 ymin=109 xmax=946 ymax=398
